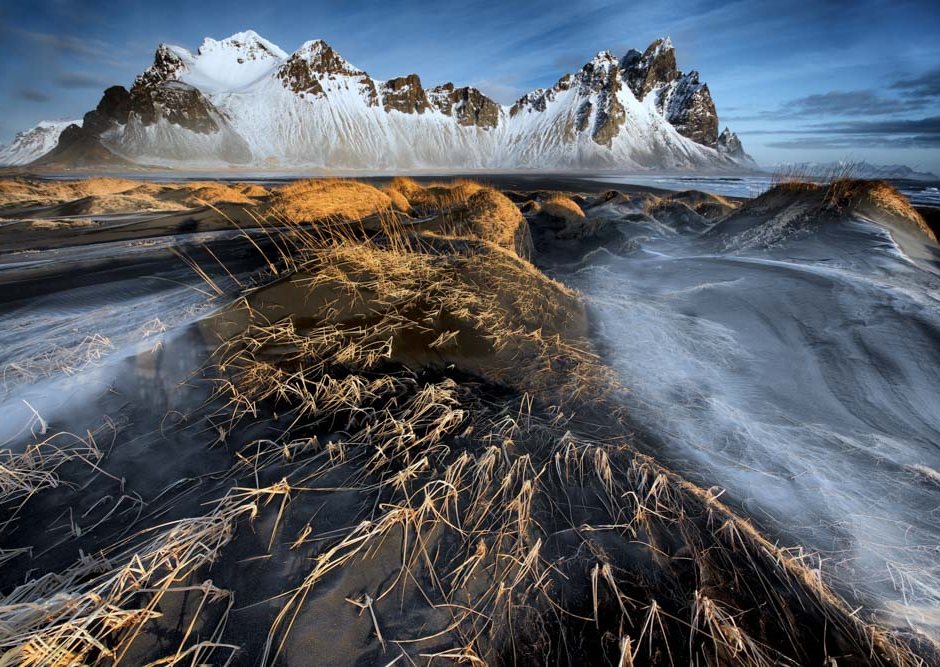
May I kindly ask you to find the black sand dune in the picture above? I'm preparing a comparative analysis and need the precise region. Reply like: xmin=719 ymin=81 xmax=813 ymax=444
xmin=0 ymin=176 xmax=938 ymax=665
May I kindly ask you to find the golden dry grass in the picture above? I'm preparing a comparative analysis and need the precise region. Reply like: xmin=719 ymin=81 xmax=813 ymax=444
xmin=161 ymin=182 xmax=257 ymax=207
xmin=381 ymin=185 xmax=411 ymax=213
xmin=268 ymin=178 xmax=393 ymax=222
xmin=539 ymin=194 xmax=586 ymax=224
xmin=462 ymin=188 xmax=533 ymax=258
xmin=826 ymin=179 xmax=936 ymax=240
xmin=392 ymin=178 xmax=485 ymax=212
xmin=0 ymin=177 xmax=271 ymax=215
xmin=239 ymin=183 xmax=271 ymax=198
xmin=27 ymin=219 xmax=96 ymax=230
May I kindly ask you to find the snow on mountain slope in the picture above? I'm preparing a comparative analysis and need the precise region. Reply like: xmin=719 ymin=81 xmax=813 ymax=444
xmin=21 ymin=32 xmax=755 ymax=171
xmin=0 ymin=120 xmax=79 ymax=166
xmin=166 ymin=30 xmax=287 ymax=94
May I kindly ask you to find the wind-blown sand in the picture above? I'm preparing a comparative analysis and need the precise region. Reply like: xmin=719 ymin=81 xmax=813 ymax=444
xmin=0 ymin=175 xmax=938 ymax=665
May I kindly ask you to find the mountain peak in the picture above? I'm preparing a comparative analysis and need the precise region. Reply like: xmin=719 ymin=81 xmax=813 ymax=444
xmin=197 ymin=30 xmax=288 ymax=60
xmin=623 ymin=37 xmax=679 ymax=98
xmin=290 ymin=40 xmax=364 ymax=76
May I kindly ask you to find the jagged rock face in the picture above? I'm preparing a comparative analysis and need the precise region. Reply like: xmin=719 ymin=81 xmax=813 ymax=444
xmin=82 ymin=85 xmax=132 ymax=136
xmin=510 ymin=54 xmax=625 ymax=146
xmin=381 ymin=74 xmax=431 ymax=114
xmin=135 ymin=45 xmax=186 ymax=90
xmin=428 ymin=84 xmax=500 ymax=128
xmin=577 ymin=53 xmax=625 ymax=146
xmin=717 ymin=127 xmax=745 ymax=158
xmin=276 ymin=41 xmax=378 ymax=105
xmin=276 ymin=54 xmax=326 ymax=97
xmin=657 ymin=72 xmax=718 ymax=147
xmin=509 ymin=88 xmax=552 ymax=117
xmin=621 ymin=37 xmax=720 ymax=148
xmin=623 ymin=38 xmax=678 ymax=98
xmin=130 ymin=81 xmax=221 ymax=134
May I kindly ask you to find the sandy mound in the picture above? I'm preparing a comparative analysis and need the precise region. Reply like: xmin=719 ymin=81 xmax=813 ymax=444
xmin=239 ymin=183 xmax=271 ymax=198
xmin=539 ymin=194 xmax=586 ymax=225
xmin=159 ymin=182 xmax=257 ymax=207
xmin=209 ymin=240 xmax=602 ymax=405
xmin=647 ymin=199 xmax=710 ymax=233
xmin=392 ymin=178 xmax=485 ymax=212
xmin=0 ymin=178 xmax=269 ymax=217
xmin=461 ymin=188 xmax=533 ymax=258
xmin=269 ymin=178 xmax=393 ymax=222
xmin=382 ymin=186 xmax=411 ymax=213
xmin=711 ymin=179 xmax=938 ymax=248
xmin=0 ymin=177 xmax=142 ymax=210
xmin=665 ymin=189 xmax=738 ymax=219
xmin=827 ymin=179 xmax=937 ymax=241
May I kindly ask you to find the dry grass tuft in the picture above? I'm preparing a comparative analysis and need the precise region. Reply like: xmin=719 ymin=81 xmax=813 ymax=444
xmin=165 ymin=182 xmax=257 ymax=207
xmin=382 ymin=186 xmax=411 ymax=213
xmin=395 ymin=178 xmax=485 ymax=213
xmin=269 ymin=179 xmax=393 ymax=222
xmin=239 ymin=183 xmax=271 ymax=198
xmin=462 ymin=188 xmax=533 ymax=258
xmin=825 ymin=179 xmax=935 ymax=240
xmin=539 ymin=194 xmax=586 ymax=224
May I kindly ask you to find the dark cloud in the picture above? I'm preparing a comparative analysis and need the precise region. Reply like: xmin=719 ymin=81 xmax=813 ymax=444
xmin=811 ymin=116 xmax=940 ymax=135
xmin=760 ymin=116 xmax=940 ymax=149
xmin=781 ymin=90 xmax=926 ymax=117
xmin=724 ymin=88 xmax=931 ymax=123
xmin=16 ymin=88 xmax=52 ymax=103
xmin=2 ymin=26 xmax=122 ymax=66
xmin=891 ymin=68 xmax=940 ymax=99
xmin=767 ymin=135 xmax=940 ymax=149
xmin=54 ymin=71 xmax=109 ymax=89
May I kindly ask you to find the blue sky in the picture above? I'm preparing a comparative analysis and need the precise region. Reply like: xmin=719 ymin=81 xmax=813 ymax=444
xmin=2 ymin=0 xmax=940 ymax=170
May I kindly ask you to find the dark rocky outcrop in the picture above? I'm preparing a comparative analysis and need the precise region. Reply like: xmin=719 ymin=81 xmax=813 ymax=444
xmin=656 ymin=72 xmax=718 ymax=147
xmin=381 ymin=74 xmax=431 ymax=114
xmin=277 ymin=40 xmax=378 ymax=105
xmin=622 ymin=37 xmax=721 ymax=148
xmin=579 ymin=53 xmax=626 ymax=146
xmin=33 ymin=124 xmax=131 ymax=167
xmin=81 ymin=85 xmax=132 ymax=136
xmin=717 ymin=127 xmax=746 ymax=158
xmin=510 ymin=52 xmax=625 ymax=146
xmin=428 ymin=84 xmax=500 ymax=129
xmin=129 ymin=81 xmax=221 ymax=133
xmin=622 ymin=38 xmax=678 ymax=99
xmin=276 ymin=54 xmax=326 ymax=97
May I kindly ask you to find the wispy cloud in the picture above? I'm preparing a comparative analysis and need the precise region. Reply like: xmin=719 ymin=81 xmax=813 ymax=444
xmin=783 ymin=90 xmax=927 ymax=117
xmin=54 ymin=71 xmax=110 ymax=89
xmin=760 ymin=116 xmax=940 ymax=149
xmin=2 ymin=26 xmax=123 ymax=66
xmin=16 ymin=88 xmax=52 ymax=103
xmin=890 ymin=68 xmax=940 ymax=99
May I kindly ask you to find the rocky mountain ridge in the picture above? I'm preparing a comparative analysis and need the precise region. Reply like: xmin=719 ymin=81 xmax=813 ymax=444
xmin=4 ymin=30 xmax=754 ymax=170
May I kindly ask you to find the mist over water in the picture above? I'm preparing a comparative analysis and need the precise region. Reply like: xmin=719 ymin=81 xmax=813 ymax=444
xmin=556 ymin=213 xmax=940 ymax=634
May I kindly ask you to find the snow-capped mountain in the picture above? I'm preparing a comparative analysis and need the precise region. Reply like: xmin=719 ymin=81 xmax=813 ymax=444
xmin=0 ymin=120 xmax=81 ymax=166
xmin=10 ymin=31 xmax=754 ymax=170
